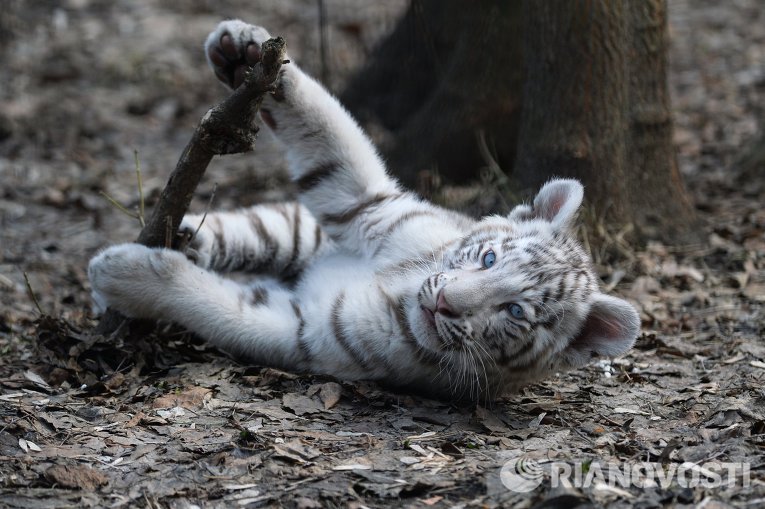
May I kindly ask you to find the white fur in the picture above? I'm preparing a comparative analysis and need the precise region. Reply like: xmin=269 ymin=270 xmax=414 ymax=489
xmin=88 ymin=21 xmax=640 ymax=401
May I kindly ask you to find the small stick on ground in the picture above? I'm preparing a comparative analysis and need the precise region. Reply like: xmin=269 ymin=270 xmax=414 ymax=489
xmin=99 ymin=191 xmax=142 ymax=223
xmin=135 ymin=150 xmax=146 ymax=227
xmin=22 ymin=271 xmax=44 ymax=316
xmin=97 ymin=151 xmax=147 ymax=226
xmin=95 ymin=37 xmax=288 ymax=336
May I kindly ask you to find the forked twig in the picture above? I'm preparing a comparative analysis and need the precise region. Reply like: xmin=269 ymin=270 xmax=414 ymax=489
xmin=98 ymin=151 xmax=148 ymax=226
xmin=99 ymin=191 xmax=141 ymax=222
xmin=135 ymin=150 xmax=146 ymax=227
xmin=95 ymin=37 xmax=288 ymax=335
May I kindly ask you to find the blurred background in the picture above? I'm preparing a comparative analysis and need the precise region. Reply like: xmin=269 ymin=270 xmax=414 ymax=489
xmin=0 ymin=0 xmax=763 ymax=322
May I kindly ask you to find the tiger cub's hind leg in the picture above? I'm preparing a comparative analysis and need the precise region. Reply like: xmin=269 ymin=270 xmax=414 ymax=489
xmin=179 ymin=202 xmax=331 ymax=278
xmin=89 ymin=243 xmax=313 ymax=369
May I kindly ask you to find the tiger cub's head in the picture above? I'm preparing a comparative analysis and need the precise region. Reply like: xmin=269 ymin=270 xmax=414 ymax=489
xmin=412 ymin=179 xmax=640 ymax=399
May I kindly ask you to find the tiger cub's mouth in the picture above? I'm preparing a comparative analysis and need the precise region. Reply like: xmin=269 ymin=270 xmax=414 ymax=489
xmin=418 ymin=302 xmax=448 ymax=352
xmin=416 ymin=271 xmax=478 ymax=353
xmin=418 ymin=284 xmax=463 ymax=349
xmin=416 ymin=276 xmax=448 ymax=350
xmin=421 ymin=305 xmax=436 ymax=327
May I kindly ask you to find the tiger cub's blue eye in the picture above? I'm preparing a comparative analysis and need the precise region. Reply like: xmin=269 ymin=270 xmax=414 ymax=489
xmin=482 ymin=250 xmax=496 ymax=268
xmin=508 ymin=303 xmax=524 ymax=319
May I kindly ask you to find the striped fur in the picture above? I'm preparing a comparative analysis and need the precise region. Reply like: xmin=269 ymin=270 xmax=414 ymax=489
xmin=88 ymin=20 xmax=640 ymax=402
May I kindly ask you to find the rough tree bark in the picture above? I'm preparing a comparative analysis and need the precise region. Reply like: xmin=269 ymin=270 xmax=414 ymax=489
xmin=95 ymin=38 xmax=287 ymax=335
xmin=514 ymin=0 xmax=698 ymax=241
xmin=514 ymin=1 xmax=630 ymax=221
xmin=624 ymin=0 xmax=698 ymax=239
xmin=346 ymin=0 xmax=699 ymax=242
xmin=341 ymin=0 xmax=523 ymax=190
xmin=737 ymin=129 xmax=765 ymax=188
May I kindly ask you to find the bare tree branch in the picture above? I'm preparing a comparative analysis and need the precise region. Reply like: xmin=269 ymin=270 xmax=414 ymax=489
xmin=95 ymin=37 xmax=288 ymax=336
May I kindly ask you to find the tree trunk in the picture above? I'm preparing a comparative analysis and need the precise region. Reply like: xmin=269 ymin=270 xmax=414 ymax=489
xmin=514 ymin=1 xmax=630 ymax=219
xmin=737 ymin=129 xmax=765 ymax=190
xmin=624 ymin=0 xmax=697 ymax=240
xmin=514 ymin=0 xmax=699 ymax=242
xmin=344 ymin=0 xmax=698 ymax=243
xmin=341 ymin=0 xmax=523 ymax=190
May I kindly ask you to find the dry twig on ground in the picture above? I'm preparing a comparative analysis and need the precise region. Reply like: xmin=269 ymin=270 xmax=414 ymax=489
xmin=96 ymin=37 xmax=288 ymax=335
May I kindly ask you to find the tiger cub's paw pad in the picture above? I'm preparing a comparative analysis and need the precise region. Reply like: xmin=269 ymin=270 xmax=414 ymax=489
xmin=205 ymin=20 xmax=272 ymax=89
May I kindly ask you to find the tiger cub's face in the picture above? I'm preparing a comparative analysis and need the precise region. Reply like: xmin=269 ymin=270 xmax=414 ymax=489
xmin=411 ymin=180 xmax=640 ymax=397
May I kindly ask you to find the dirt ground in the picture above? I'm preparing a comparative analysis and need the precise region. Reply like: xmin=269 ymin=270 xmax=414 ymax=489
xmin=1 ymin=0 xmax=764 ymax=508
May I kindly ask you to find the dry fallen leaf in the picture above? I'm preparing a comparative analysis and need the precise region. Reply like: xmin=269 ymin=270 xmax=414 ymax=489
xmin=46 ymin=464 xmax=109 ymax=490
xmin=318 ymin=382 xmax=342 ymax=409
xmin=24 ymin=369 xmax=51 ymax=390
xmin=104 ymin=372 xmax=126 ymax=390
xmin=224 ymin=483 xmax=260 ymax=490
xmin=272 ymin=440 xmax=321 ymax=463
xmin=333 ymin=463 xmax=373 ymax=470
xmin=156 ymin=406 xmax=186 ymax=419
xmin=152 ymin=386 xmax=212 ymax=410
xmin=295 ymin=497 xmax=323 ymax=509
xmin=743 ymin=284 xmax=765 ymax=302
xmin=474 ymin=406 xmax=510 ymax=433
xmin=406 ymin=431 xmax=437 ymax=440
xmin=282 ymin=393 xmax=324 ymax=415
xmin=613 ymin=407 xmax=650 ymax=416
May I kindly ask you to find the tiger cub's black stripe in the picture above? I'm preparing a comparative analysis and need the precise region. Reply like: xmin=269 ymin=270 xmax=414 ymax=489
xmin=379 ymin=287 xmax=441 ymax=366
xmin=331 ymin=292 xmax=372 ymax=370
xmin=371 ymin=210 xmax=439 ymax=255
xmin=322 ymin=193 xmax=395 ymax=225
xmin=290 ymin=299 xmax=311 ymax=365
xmin=283 ymin=202 xmax=302 ymax=277
xmin=250 ymin=287 xmax=269 ymax=306
xmin=296 ymin=162 xmax=338 ymax=193
xmin=246 ymin=210 xmax=278 ymax=271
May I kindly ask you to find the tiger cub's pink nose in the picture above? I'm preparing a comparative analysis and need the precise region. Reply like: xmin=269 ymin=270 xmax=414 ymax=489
xmin=436 ymin=291 xmax=459 ymax=318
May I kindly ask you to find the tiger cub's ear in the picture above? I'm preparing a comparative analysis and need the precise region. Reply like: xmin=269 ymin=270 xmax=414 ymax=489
xmin=508 ymin=179 xmax=584 ymax=231
xmin=559 ymin=293 xmax=640 ymax=369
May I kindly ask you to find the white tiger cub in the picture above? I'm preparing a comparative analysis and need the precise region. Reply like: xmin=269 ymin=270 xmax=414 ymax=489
xmin=88 ymin=20 xmax=640 ymax=401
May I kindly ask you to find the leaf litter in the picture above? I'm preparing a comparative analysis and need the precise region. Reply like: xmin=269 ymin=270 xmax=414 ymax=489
xmin=1 ymin=0 xmax=765 ymax=507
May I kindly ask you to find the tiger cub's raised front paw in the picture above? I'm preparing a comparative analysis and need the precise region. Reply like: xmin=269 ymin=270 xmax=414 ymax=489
xmin=205 ymin=20 xmax=273 ymax=89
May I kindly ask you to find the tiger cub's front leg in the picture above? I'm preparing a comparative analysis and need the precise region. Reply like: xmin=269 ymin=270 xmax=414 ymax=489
xmin=205 ymin=20 xmax=402 ymax=251
xmin=180 ymin=202 xmax=331 ymax=277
